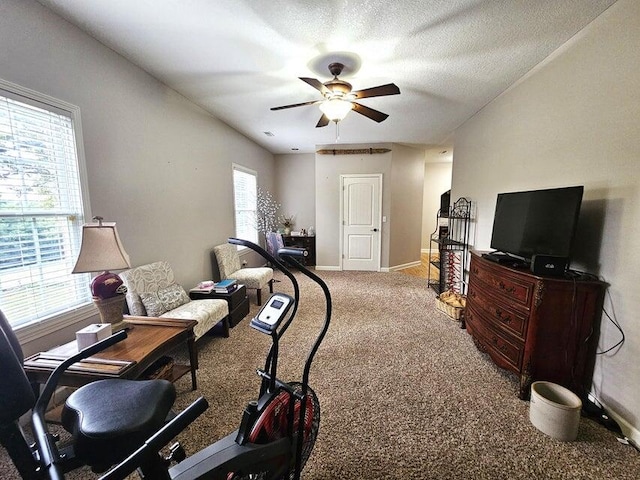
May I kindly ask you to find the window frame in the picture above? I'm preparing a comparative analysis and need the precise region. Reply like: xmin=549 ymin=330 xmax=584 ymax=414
xmin=0 ymin=78 xmax=94 ymax=343
xmin=231 ymin=163 xmax=258 ymax=249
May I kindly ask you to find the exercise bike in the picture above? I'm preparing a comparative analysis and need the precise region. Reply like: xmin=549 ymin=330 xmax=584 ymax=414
xmin=0 ymin=238 xmax=331 ymax=480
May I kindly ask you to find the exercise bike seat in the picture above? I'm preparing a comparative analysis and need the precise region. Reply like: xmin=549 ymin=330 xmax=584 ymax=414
xmin=62 ymin=378 xmax=176 ymax=471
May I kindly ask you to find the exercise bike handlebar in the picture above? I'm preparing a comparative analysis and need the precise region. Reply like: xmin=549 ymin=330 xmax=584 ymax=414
xmin=228 ymin=237 xmax=332 ymax=382
xmin=276 ymin=253 xmax=332 ymax=387
xmin=276 ymin=247 xmax=308 ymax=258
xmin=32 ymin=330 xmax=128 ymax=480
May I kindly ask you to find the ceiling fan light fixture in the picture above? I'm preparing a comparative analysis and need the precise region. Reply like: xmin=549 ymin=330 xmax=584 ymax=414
xmin=319 ymin=98 xmax=353 ymax=122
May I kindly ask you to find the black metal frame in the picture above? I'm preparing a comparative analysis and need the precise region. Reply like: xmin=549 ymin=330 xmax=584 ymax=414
xmin=427 ymin=197 xmax=471 ymax=294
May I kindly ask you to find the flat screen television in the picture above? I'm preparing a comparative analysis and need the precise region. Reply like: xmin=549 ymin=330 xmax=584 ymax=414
xmin=490 ymin=186 xmax=584 ymax=261
xmin=440 ymin=190 xmax=451 ymax=217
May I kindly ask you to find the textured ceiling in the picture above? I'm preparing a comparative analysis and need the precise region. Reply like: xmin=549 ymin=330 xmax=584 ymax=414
xmin=36 ymin=0 xmax=617 ymax=154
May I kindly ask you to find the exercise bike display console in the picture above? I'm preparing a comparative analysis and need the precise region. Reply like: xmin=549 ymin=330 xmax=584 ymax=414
xmin=2 ymin=238 xmax=331 ymax=480
xmin=251 ymin=293 xmax=294 ymax=333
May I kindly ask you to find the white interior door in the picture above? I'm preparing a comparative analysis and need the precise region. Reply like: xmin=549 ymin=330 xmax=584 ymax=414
xmin=341 ymin=174 xmax=382 ymax=271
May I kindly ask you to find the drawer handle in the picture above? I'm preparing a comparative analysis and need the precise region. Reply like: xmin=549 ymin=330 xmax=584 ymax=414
xmin=498 ymin=281 xmax=516 ymax=294
xmin=495 ymin=309 xmax=512 ymax=324
xmin=491 ymin=336 xmax=508 ymax=353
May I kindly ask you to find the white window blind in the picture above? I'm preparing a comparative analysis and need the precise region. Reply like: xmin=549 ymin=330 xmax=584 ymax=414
xmin=0 ymin=87 xmax=90 ymax=329
xmin=232 ymin=165 xmax=258 ymax=245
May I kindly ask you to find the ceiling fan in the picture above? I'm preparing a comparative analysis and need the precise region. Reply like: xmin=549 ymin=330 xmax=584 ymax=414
xmin=270 ymin=62 xmax=401 ymax=127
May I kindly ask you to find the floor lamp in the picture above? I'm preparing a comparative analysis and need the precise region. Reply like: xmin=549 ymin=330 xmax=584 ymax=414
xmin=72 ymin=217 xmax=131 ymax=327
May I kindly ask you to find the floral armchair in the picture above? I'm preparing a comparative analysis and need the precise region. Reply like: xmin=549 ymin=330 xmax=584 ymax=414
xmin=119 ymin=261 xmax=228 ymax=340
xmin=212 ymin=244 xmax=273 ymax=305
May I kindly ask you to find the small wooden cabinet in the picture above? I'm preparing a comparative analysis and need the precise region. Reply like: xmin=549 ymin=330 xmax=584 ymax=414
xmin=465 ymin=251 xmax=605 ymax=399
xmin=189 ymin=284 xmax=249 ymax=335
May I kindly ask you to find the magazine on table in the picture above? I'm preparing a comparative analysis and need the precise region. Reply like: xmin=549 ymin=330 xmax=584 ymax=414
xmin=191 ymin=279 xmax=237 ymax=294
xmin=190 ymin=280 xmax=215 ymax=293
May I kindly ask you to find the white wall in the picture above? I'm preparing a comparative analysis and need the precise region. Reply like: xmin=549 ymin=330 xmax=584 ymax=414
xmin=452 ymin=0 xmax=640 ymax=440
xmin=422 ymin=159 xmax=453 ymax=250
xmin=389 ymin=144 xmax=425 ymax=268
xmin=274 ymin=153 xmax=316 ymax=232
xmin=1 ymin=0 xmax=275 ymax=354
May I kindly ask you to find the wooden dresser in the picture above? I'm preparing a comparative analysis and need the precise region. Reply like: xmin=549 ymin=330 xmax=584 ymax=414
xmin=465 ymin=251 xmax=605 ymax=399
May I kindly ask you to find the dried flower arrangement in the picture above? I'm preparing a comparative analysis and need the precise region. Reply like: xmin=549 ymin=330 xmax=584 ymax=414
xmin=256 ymin=187 xmax=281 ymax=234
xmin=280 ymin=215 xmax=295 ymax=228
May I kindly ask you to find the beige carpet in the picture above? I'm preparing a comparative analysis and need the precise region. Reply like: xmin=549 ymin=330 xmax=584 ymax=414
xmin=2 ymin=269 xmax=639 ymax=479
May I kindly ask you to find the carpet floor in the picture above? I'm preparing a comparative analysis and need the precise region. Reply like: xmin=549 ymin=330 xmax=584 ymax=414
xmin=2 ymin=269 xmax=639 ymax=479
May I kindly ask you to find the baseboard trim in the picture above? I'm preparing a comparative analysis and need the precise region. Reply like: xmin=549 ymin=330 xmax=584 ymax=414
xmin=316 ymin=263 xmax=422 ymax=273
xmin=389 ymin=260 xmax=422 ymax=272
xmin=602 ymin=399 xmax=640 ymax=447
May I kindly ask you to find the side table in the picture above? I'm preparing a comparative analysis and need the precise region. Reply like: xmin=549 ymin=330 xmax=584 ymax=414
xmin=190 ymin=284 xmax=250 ymax=335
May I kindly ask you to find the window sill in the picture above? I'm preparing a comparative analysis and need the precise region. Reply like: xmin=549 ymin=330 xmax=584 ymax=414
xmin=15 ymin=303 xmax=99 ymax=345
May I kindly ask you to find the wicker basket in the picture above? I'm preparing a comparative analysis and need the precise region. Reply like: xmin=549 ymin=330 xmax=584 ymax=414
xmin=436 ymin=291 xmax=466 ymax=320
xmin=143 ymin=356 xmax=175 ymax=381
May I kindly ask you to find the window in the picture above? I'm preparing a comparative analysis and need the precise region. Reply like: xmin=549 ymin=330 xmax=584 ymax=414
xmin=232 ymin=164 xmax=258 ymax=246
xmin=0 ymin=80 xmax=91 ymax=331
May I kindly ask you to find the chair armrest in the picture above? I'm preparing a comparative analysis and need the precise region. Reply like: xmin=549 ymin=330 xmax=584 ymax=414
xmin=123 ymin=315 xmax=197 ymax=329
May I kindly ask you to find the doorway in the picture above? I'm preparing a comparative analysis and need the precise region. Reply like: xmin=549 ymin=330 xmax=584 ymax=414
xmin=340 ymin=174 xmax=382 ymax=271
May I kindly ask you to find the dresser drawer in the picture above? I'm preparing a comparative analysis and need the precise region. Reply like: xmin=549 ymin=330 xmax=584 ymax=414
xmin=467 ymin=282 xmax=528 ymax=340
xmin=470 ymin=257 xmax=535 ymax=308
xmin=466 ymin=305 xmax=523 ymax=373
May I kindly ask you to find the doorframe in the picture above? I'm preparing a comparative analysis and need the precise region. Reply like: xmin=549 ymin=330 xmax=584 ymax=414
xmin=339 ymin=173 xmax=383 ymax=271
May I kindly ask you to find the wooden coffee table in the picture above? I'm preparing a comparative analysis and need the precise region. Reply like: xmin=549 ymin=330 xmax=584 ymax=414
xmin=24 ymin=316 xmax=199 ymax=391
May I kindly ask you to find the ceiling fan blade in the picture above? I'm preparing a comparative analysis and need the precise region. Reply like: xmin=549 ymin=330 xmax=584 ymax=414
xmin=270 ymin=100 xmax=319 ymax=111
xmin=316 ymin=114 xmax=330 ymax=128
xmin=299 ymin=77 xmax=330 ymax=95
xmin=352 ymin=102 xmax=389 ymax=123
xmin=352 ymin=83 xmax=400 ymax=99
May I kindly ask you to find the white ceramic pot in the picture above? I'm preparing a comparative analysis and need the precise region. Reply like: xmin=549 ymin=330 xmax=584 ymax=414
xmin=529 ymin=381 xmax=582 ymax=442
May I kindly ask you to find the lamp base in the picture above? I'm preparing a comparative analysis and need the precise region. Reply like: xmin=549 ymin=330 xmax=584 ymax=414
xmin=93 ymin=294 xmax=126 ymax=327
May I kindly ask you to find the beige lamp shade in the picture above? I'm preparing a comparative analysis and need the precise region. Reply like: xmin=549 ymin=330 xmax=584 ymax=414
xmin=72 ymin=222 xmax=131 ymax=274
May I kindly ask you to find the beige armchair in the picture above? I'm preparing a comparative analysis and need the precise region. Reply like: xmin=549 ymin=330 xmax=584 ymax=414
xmin=120 ymin=261 xmax=229 ymax=339
xmin=212 ymin=243 xmax=273 ymax=305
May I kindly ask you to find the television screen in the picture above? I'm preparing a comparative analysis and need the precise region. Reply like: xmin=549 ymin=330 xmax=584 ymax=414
xmin=440 ymin=190 xmax=451 ymax=217
xmin=490 ymin=186 xmax=584 ymax=260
